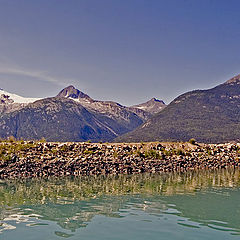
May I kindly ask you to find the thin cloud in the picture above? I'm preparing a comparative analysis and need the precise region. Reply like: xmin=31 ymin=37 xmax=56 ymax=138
xmin=0 ymin=67 xmax=72 ymax=87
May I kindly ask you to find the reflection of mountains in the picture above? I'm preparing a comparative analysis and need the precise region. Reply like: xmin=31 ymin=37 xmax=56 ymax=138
xmin=24 ymin=197 xmax=128 ymax=232
xmin=0 ymin=169 xmax=240 ymax=233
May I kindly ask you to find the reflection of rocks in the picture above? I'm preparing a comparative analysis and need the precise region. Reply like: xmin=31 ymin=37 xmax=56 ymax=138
xmin=2 ymin=170 xmax=239 ymax=207
xmin=1 ymin=141 xmax=240 ymax=178
xmin=0 ymin=169 xmax=240 ymax=233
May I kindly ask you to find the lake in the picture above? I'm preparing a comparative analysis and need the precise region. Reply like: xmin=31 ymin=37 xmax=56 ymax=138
xmin=0 ymin=168 xmax=240 ymax=239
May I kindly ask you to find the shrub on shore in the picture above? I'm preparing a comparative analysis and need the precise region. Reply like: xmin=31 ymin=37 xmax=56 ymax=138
xmin=189 ymin=138 xmax=196 ymax=145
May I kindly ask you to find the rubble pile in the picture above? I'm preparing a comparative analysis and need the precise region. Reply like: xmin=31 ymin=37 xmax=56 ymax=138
xmin=0 ymin=141 xmax=240 ymax=179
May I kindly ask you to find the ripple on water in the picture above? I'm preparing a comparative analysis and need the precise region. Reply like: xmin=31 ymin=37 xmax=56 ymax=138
xmin=0 ymin=169 xmax=240 ymax=239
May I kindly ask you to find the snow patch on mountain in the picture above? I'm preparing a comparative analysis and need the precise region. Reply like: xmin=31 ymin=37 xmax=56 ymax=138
xmin=0 ymin=89 xmax=41 ymax=104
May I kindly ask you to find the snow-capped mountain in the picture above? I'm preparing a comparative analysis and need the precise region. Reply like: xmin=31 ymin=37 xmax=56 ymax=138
xmin=56 ymin=85 xmax=165 ymax=121
xmin=0 ymin=86 xmax=166 ymax=142
xmin=57 ymin=85 xmax=148 ymax=121
xmin=0 ymin=89 xmax=41 ymax=104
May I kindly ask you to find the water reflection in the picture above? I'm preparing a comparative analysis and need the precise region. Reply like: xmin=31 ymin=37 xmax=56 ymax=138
xmin=0 ymin=168 xmax=240 ymax=238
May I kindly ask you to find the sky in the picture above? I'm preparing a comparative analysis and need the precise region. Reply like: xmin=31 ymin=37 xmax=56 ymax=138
xmin=0 ymin=0 xmax=240 ymax=106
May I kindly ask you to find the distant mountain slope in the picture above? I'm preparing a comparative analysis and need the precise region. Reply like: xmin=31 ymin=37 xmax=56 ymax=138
xmin=0 ymin=89 xmax=41 ymax=104
xmin=56 ymin=85 xmax=92 ymax=100
xmin=56 ymin=85 xmax=164 ymax=121
xmin=0 ymin=98 xmax=122 ymax=141
xmin=130 ymin=98 xmax=166 ymax=114
xmin=0 ymin=86 xmax=165 ymax=142
xmin=116 ymin=74 xmax=240 ymax=143
xmin=127 ymin=98 xmax=165 ymax=119
xmin=0 ymin=89 xmax=41 ymax=114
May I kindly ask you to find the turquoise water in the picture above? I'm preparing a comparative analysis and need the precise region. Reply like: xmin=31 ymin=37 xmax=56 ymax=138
xmin=0 ymin=169 xmax=240 ymax=239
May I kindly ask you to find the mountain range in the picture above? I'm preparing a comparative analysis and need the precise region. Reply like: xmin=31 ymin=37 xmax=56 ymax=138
xmin=0 ymin=86 xmax=165 ymax=142
xmin=117 ymin=74 xmax=240 ymax=143
xmin=2 ymin=73 xmax=240 ymax=143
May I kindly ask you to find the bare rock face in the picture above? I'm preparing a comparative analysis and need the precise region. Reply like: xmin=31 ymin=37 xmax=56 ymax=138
xmin=56 ymin=86 xmax=144 ymax=121
xmin=0 ymin=103 xmax=25 ymax=114
xmin=0 ymin=94 xmax=14 ymax=104
xmin=56 ymin=85 xmax=92 ymax=100
xmin=130 ymin=98 xmax=166 ymax=115
xmin=57 ymin=86 xmax=166 ymax=122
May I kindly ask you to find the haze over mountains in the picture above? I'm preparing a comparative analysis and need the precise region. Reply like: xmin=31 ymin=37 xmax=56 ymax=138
xmin=0 ymin=86 xmax=165 ymax=142
xmin=118 ymin=74 xmax=240 ymax=143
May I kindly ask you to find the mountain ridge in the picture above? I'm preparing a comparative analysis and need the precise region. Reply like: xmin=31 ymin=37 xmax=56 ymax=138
xmin=56 ymin=85 xmax=165 ymax=121
xmin=130 ymin=97 xmax=166 ymax=115
xmin=116 ymin=74 xmax=240 ymax=143
xmin=0 ymin=86 xmax=165 ymax=141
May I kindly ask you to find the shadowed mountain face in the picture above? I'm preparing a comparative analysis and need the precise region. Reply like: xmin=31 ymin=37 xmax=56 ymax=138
xmin=0 ymin=98 xmax=143 ymax=142
xmin=0 ymin=86 xmax=165 ymax=142
xmin=117 ymin=74 xmax=240 ymax=143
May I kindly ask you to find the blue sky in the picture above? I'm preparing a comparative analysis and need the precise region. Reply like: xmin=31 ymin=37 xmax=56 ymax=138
xmin=0 ymin=0 xmax=240 ymax=105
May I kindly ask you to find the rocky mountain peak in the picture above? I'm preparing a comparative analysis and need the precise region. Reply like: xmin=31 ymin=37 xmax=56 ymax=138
xmin=57 ymin=85 xmax=91 ymax=100
xmin=131 ymin=97 xmax=166 ymax=115
xmin=149 ymin=97 xmax=165 ymax=104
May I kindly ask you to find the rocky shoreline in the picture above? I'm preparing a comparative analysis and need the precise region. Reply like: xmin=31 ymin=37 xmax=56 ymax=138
xmin=0 ymin=141 xmax=240 ymax=179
